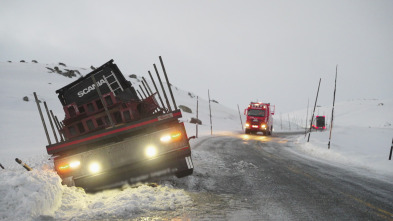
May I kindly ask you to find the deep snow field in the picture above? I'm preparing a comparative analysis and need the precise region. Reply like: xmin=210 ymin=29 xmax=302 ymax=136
xmin=0 ymin=61 xmax=392 ymax=220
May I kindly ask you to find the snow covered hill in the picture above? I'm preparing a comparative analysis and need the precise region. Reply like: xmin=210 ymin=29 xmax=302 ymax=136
xmin=290 ymin=99 xmax=393 ymax=178
xmin=0 ymin=61 xmax=392 ymax=220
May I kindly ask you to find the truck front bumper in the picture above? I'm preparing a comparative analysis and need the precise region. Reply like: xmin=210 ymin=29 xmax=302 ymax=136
xmin=72 ymin=148 xmax=192 ymax=190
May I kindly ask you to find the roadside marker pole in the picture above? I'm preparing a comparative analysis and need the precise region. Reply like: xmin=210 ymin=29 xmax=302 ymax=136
xmin=15 ymin=158 xmax=32 ymax=171
xmin=237 ymin=104 xmax=244 ymax=131
xmin=208 ymin=89 xmax=213 ymax=135
xmin=196 ymin=96 xmax=199 ymax=138
xmin=389 ymin=138 xmax=393 ymax=160
xmin=0 ymin=163 xmax=4 ymax=169
xmin=307 ymin=78 xmax=321 ymax=142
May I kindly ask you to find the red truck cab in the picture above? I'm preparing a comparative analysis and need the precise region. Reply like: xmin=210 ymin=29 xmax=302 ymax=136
xmin=244 ymin=102 xmax=274 ymax=135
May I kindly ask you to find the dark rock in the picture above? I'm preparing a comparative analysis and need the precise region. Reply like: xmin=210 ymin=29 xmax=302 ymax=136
xmin=20 ymin=60 xmax=25 ymax=63
xmin=74 ymin=70 xmax=82 ymax=77
xmin=190 ymin=117 xmax=202 ymax=125
xmin=59 ymin=62 xmax=66 ymax=66
xmin=179 ymin=105 xmax=192 ymax=113
xmin=90 ymin=65 xmax=96 ymax=70
xmin=32 ymin=60 xmax=38 ymax=63
xmin=23 ymin=96 xmax=29 ymax=102
xmin=211 ymin=100 xmax=219 ymax=104
xmin=129 ymin=74 xmax=137 ymax=79
xmin=188 ymin=92 xmax=195 ymax=98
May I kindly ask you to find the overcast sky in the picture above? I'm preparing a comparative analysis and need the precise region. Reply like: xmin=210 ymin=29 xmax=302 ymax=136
xmin=1 ymin=0 xmax=392 ymax=113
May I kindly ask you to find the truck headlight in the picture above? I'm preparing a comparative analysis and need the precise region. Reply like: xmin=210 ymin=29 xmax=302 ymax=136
xmin=58 ymin=160 xmax=80 ymax=172
xmin=261 ymin=124 xmax=267 ymax=129
xmin=160 ymin=131 xmax=182 ymax=143
xmin=145 ymin=146 xmax=157 ymax=158
xmin=245 ymin=123 xmax=250 ymax=128
xmin=89 ymin=162 xmax=101 ymax=173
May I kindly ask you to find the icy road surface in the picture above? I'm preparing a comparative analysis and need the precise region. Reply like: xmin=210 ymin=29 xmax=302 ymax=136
xmin=5 ymin=132 xmax=392 ymax=220
xmin=148 ymin=132 xmax=393 ymax=220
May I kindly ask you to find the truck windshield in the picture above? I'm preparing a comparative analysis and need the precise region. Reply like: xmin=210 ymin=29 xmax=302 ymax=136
xmin=248 ymin=109 xmax=265 ymax=117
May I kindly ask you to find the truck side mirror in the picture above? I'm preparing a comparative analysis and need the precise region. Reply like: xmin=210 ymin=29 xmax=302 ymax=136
xmin=244 ymin=109 xmax=247 ymax=115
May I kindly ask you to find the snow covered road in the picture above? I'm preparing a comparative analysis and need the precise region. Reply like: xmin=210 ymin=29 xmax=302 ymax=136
xmin=2 ymin=132 xmax=393 ymax=220
xmin=154 ymin=132 xmax=393 ymax=220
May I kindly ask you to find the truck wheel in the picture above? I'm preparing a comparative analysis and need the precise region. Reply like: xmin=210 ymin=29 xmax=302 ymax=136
xmin=175 ymin=168 xmax=193 ymax=178
xmin=245 ymin=129 xmax=250 ymax=134
xmin=175 ymin=156 xmax=194 ymax=178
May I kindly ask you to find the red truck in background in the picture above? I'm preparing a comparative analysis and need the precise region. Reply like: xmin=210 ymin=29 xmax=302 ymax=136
xmin=312 ymin=115 xmax=326 ymax=130
xmin=244 ymin=102 xmax=275 ymax=135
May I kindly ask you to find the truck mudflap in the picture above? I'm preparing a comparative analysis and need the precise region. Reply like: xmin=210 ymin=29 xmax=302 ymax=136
xmin=54 ymin=122 xmax=193 ymax=190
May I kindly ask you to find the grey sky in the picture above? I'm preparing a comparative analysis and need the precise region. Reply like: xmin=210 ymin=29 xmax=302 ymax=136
xmin=1 ymin=0 xmax=392 ymax=113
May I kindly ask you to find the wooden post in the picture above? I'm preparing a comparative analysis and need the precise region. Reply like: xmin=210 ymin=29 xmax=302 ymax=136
xmin=34 ymin=92 xmax=51 ymax=145
xmin=328 ymin=66 xmax=338 ymax=149
xmin=237 ymin=104 xmax=244 ymax=131
xmin=154 ymin=64 xmax=171 ymax=112
xmin=43 ymin=102 xmax=59 ymax=143
xmin=308 ymin=78 xmax=321 ymax=142
xmin=288 ymin=114 xmax=291 ymax=131
xmin=51 ymin=110 xmax=64 ymax=142
xmin=15 ymin=158 xmax=32 ymax=171
xmin=208 ymin=89 xmax=213 ymax=135
xmin=305 ymin=98 xmax=309 ymax=136
xmin=148 ymin=71 xmax=165 ymax=110
xmin=196 ymin=96 xmax=199 ymax=138
xmin=159 ymin=56 xmax=178 ymax=110
xmin=389 ymin=138 xmax=393 ymax=160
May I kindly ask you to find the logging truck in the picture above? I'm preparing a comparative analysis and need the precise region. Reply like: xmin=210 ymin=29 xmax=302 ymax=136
xmin=35 ymin=57 xmax=193 ymax=191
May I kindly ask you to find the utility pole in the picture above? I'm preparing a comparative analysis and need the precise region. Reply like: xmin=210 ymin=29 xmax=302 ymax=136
xmin=196 ymin=96 xmax=199 ymax=138
xmin=328 ymin=66 xmax=338 ymax=149
xmin=307 ymin=78 xmax=321 ymax=142
xmin=208 ymin=89 xmax=213 ymax=135
xmin=288 ymin=114 xmax=291 ymax=131
xmin=237 ymin=104 xmax=244 ymax=131
xmin=305 ymin=98 xmax=309 ymax=136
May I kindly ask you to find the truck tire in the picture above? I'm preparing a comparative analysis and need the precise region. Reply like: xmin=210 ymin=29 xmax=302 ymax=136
xmin=245 ymin=129 xmax=250 ymax=134
xmin=175 ymin=168 xmax=193 ymax=178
